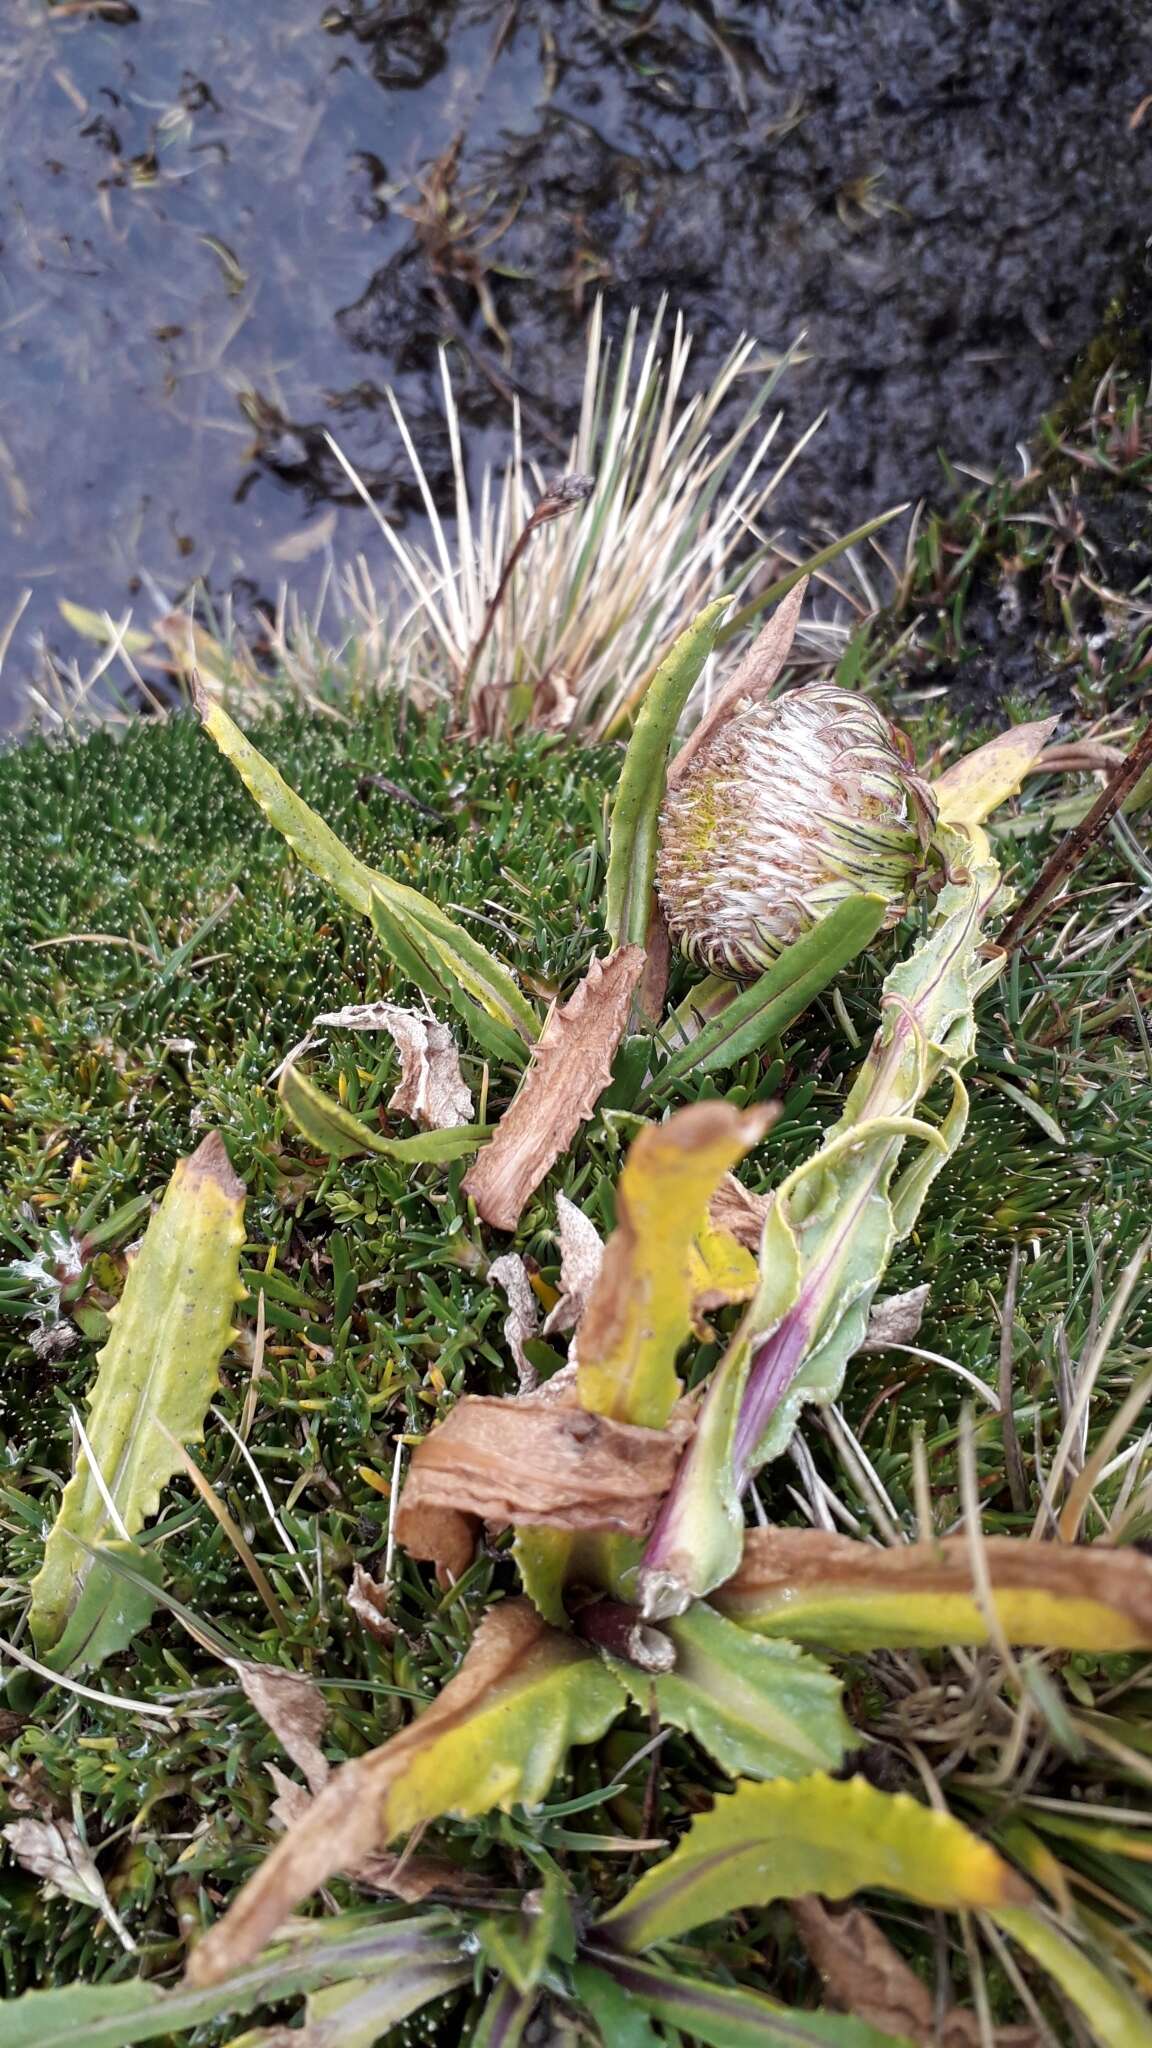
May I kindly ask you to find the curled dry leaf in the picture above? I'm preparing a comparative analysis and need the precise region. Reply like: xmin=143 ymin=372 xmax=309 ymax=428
xmin=488 ymin=1253 xmax=541 ymax=1391
xmin=462 ymin=947 xmax=646 ymax=1231
xmin=279 ymin=1003 xmax=474 ymax=1130
xmin=707 ymin=1174 xmax=771 ymax=1252
xmin=395 ymin=1389 xmax=695 ymax=1579
xmin=715 ymin=1528 xmax=1152 ymax=1652
xmin=346 ymin=1562 xmax=396 ymax=1644
xmin=543 ymin=1192 xmax=605 ymax=1340
xmin=793 ymin=1897 xmax=1041 ymax=2048
xmin=234 ymin=1661 xmax=330 ymax=1797
xmin=859 ymin=1283 xmax=930 ymax=1353
xmin=186 ymin=1599 xmax=624 ymax=1986
xmin=3 ymin=1816 xmax=134 ymax=1952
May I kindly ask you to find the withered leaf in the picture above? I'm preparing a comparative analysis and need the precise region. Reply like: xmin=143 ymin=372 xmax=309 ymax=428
xmin=716 ymin=1528 xmax=1152 ymax=1652
xmin=488 ymin=1252 xmax=541 ymax=1391
xmin=345 ymin=1562 xmax=396 ymax=1643
xmin=667 ymin=578 xmax=807 ymax=789
xmin=186 ymin=1600 xmax=622 ymax=1986
xmin=266 ymin=1762 xmax=481 ymax=1903
xmin=395 ymin=1390 xmax=694 ymax=1578
xmin=3 ymin=1816 xmax=132 ymax=1950
xmin=462 ymin=947 xmax=646 ymax=1231
xmin=542 ymin=1192 xmax=605 ymax=1340
xmin=293 ymin=1002 xmax=474 ymax=1130
xmin=793 ymin=1898 xmax=1040 ymax=2048
xmin=234 ymin=1661 xmax=330 ymax=1796
xmin=707 ymin=1173 xmax=771 ymax=1251
xmin=859 ymin=1283 xmax=930 ymax=1353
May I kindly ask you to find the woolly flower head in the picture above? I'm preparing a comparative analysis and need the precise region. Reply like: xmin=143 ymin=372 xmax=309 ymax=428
xmin=657 ymin=685 xmax=937 ymax=979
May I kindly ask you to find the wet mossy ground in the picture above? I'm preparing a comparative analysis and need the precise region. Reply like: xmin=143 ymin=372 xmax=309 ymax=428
xmin=1 ymin=369 xmax=1152 ymax=2032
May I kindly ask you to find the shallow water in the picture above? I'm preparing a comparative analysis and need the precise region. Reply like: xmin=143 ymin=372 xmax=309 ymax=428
xmin=1 ymin=0 xmax=1149 ymax=722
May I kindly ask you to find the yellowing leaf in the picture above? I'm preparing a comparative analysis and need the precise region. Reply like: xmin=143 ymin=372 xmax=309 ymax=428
xmin=714 ymin=1529 xmax=1152 ymax=1653
xmin=29 ymin=1134 xmax=245 ymax=1658
xmin=58 ymin=600 xmax=153 ymax=656
xmin=187 ymin=1601 xmax=627 ymax=1987
xmin=600 ymin=1773 xmax=1031 ymax=1952
xmin=686 ymin=1223 xmax=759 ymax=1326
xmin=933 ymin=718 xmax=1058 ymax=828
xmin=993 ymin=1907 xmax=1152 ymax=2048
xmin=578 ymin=1102 xmax=772 ymax=1429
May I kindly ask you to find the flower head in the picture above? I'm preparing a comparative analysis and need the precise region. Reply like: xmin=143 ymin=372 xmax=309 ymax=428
xmin=657 ymin=685 xmax=936 ymax=978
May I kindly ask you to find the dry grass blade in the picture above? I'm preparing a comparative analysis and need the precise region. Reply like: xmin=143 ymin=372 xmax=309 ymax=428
xmin=793 ymin=1898 xmax=1041 ymax=2047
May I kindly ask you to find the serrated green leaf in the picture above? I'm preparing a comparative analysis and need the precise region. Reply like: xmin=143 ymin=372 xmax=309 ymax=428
xmin=610 ymin=1601 xmax=850 ymax=1781
xmin=278 ymin=1062 xmax=485 ymax=1164
xmin=196 ymin=690 xmax=538 ymax=1048
xmin=29 ymin=1134 xmax=245 ymax=1658
xmin=187 ymin=1601 xmax=628 ymax=1988
xmin=0 ymin=1913 xmax=464 ymax=2048
xmin=578 ymin=1952 xmax=909 ymax=2048
xmin=651 ymin=896 xmax=887 ymax=1099
xmin=369 ymin=888 xmax=529 ymax=1067
xmin=606 ymin=598 xmax=731 ymax=949
xmin=993 ymin=1906 xmax=1152 ymax=2048
xmin=599 ymin=1773 xmax=1031 ymax=1953
xmin=41 ymin=1540 xmax=162 ymax=1676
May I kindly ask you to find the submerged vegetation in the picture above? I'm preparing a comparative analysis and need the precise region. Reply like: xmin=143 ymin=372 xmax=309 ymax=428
xmin=2 ymin=319 xmax=1152 ymax=2044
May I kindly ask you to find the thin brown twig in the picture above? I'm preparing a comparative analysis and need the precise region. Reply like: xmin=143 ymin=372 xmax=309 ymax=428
xmin=999 ymin=718 xmax=1152 ymax=952
xmin=997 ymin=1250 xmax=1028 ymax=1517
xmin=458 ymin=474 xmax=594 ymax=726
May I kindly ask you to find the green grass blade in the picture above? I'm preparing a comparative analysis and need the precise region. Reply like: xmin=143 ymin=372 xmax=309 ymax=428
xmin=718 ymin=509 xmax=908 ymax=645
xmin=650 ymin=896 xmax=887 ymax=1098
xmin=196 ymin=689 xmax=538 ymax=1048
xmin=370 ymin=888 xmax=529 ymax=1067
xmin=28 ymin=1134 xmax=245 ymax=1660
xmin=605 ymin=598 xmax=731 ymax=949
xmin=992 ymin=1907 xmax=1152 ymax=2048
xmin=279 ymin=1063 xmax=486 ymax=1164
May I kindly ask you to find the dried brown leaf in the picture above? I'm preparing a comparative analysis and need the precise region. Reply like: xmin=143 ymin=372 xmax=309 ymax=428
xmin=859 ymin=1284 xmax=930 ymax=1353
xmin=542 ymin=1192 xmax=605 ymax=1340
xmin=314 ymin=1002 xmax=473 ymax=1130
xmin=3 ymin=1816 xmax=133 ymax=1950
xmin=234 ymin=1661 xmax=330 ymax=1796
xmin=186 ymin=1601 xmax=585 ymax=1985
xmin=793 ymin=1898 xmax=1040 ymax=2048
xmin=462 ymin=947 xmax=646 ymax=1230
xmin=488 ymin=1252 xmax=541 ymax=1391
xmin=395 ymin=1389 xmax=694 ymax=1577
xmin=667 ymin=578 xmax=807 ymax=788
xmin=266 ymin=1763 xmax=479 ymax=1903
xmin=345 ymin=1562 xmax=396 ymax=1644
xmin=707 ymin=1173 xmax=772 ymax=1251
